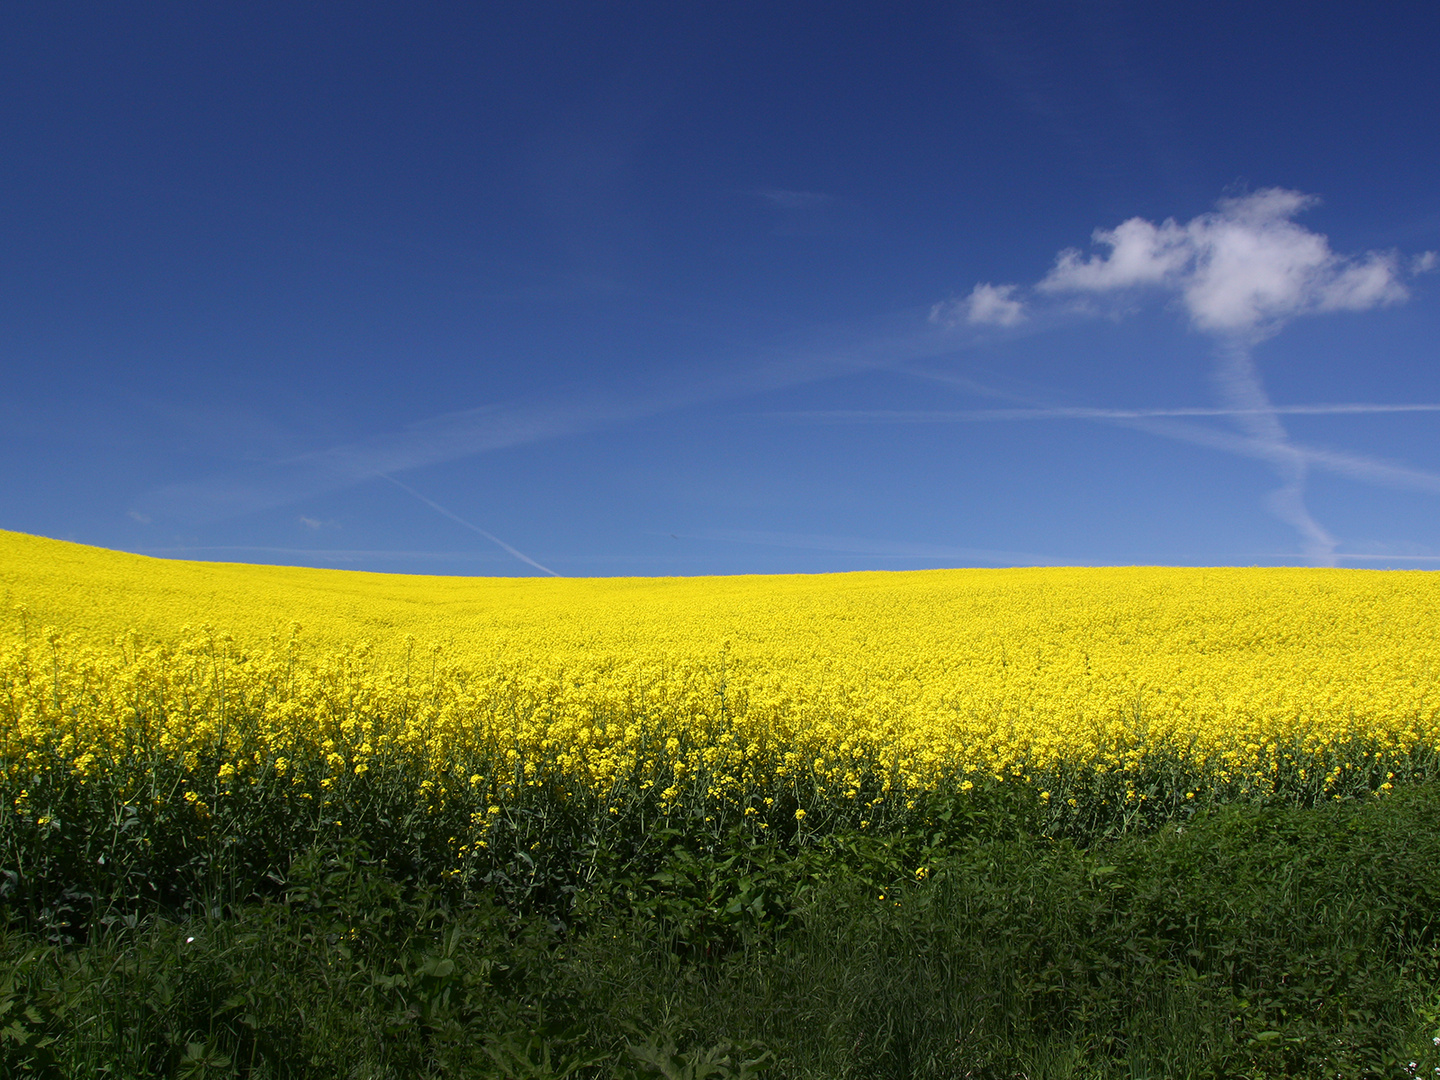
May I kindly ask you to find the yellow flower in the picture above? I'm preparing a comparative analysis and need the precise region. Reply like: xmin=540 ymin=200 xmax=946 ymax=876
xmin=4 ymin=527 xmax=1440 ymax=843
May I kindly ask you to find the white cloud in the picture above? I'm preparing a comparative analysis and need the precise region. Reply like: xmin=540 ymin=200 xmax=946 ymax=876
xmin=916 ymin=184 xmax=1434 ymax=566
xmin=930 ymin=283 xmax=1026 ymax=327
xmin=126 ymin=510 xmax=152 ymax=524
xmin=966 ymin=282 xmax=1027 ymax=326
xmin=1042 ymin=215 xmax=1193 ymax=293
xmin=1038 ymin=188 xmax=1410 ymax=336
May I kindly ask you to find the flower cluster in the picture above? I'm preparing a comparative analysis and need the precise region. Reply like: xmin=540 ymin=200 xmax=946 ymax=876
xmin=3 ymin=529 xmax=1438 ymax=838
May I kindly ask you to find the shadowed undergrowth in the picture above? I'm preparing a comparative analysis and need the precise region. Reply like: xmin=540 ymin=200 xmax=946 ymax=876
xmin=5 ymin=781 xmax=1440 ymax=1078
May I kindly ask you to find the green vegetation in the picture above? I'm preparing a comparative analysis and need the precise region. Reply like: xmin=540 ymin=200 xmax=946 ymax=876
xmin=4 ymin=779 xmax=1440 ymax=1078
xmin=8 ymin=538 xmax=1440 ymax=1073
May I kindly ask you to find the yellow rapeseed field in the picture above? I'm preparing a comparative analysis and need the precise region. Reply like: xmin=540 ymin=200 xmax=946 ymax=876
xmin=3 ymin=528 xmax=1438 ymax=835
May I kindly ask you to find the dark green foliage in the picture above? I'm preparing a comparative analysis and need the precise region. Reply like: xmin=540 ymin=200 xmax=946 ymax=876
xmin=9 ymin=728 xmax=1434 ymax=947
xmin=3 ymin=783 xmax=1440 ymax=1077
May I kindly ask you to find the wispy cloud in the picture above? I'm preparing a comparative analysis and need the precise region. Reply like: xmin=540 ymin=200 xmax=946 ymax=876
xmin=131 ymin=188 xmax=1432 ymax=571
xmin=930 ymin=283 xmax=1027 ymax=327
xmin=138 ymin=545 xmax=518 ymax=563
xmin=131 ymin=309 xmax=1002 ymax=527
xmin=136 ymin=393 xmax=668 ymax=524
xmin=946 ymin=189 xmax=1436 ymax=563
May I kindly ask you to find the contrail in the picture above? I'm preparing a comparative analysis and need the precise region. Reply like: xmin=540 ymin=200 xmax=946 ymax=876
xmin=134 ymin=310 xmax=975 ymax=525
xmin=377 ymin=474 xmax=562 ymax=577
xmin=771 ymin=402 xmax=1440 ymax=422
xmin=1116 ymin=416 xmax=1440 ymax=495
xmin=1333 ymin=552 xmax=1440 ymax=563
xmin=959 ymin=189 xmax=1434 ymax=565
xmin=898 ymin=364 xmax=1440 ymax=557
xmin=780 ymin=400 xmax=1440 ymax=493
xmin=892 ymin=367 xmax=1440 ymax=493
xmin=1211 ymin=341 xmax=1335 ymax=564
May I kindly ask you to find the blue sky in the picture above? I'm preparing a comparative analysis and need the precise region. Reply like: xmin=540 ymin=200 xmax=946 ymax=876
xmin=3 ymin=2 xmax=1438 ymax=575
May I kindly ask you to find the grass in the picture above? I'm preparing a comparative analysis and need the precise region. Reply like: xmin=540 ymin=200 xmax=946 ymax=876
xmin=4 ymin=779 xmax=1440 ymax=1078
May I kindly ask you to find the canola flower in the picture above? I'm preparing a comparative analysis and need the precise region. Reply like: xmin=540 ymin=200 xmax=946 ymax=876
xmin=3 ymin=528 xmax=1439 ymax=853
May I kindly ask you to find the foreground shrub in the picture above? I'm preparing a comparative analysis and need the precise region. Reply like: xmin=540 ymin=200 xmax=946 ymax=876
xmin=4 ymin=786 xmax=1440 ymax=1078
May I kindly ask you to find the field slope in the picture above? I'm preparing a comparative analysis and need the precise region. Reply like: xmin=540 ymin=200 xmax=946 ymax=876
xmin=4 ymin=530 xmax=1440 ymax=1077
